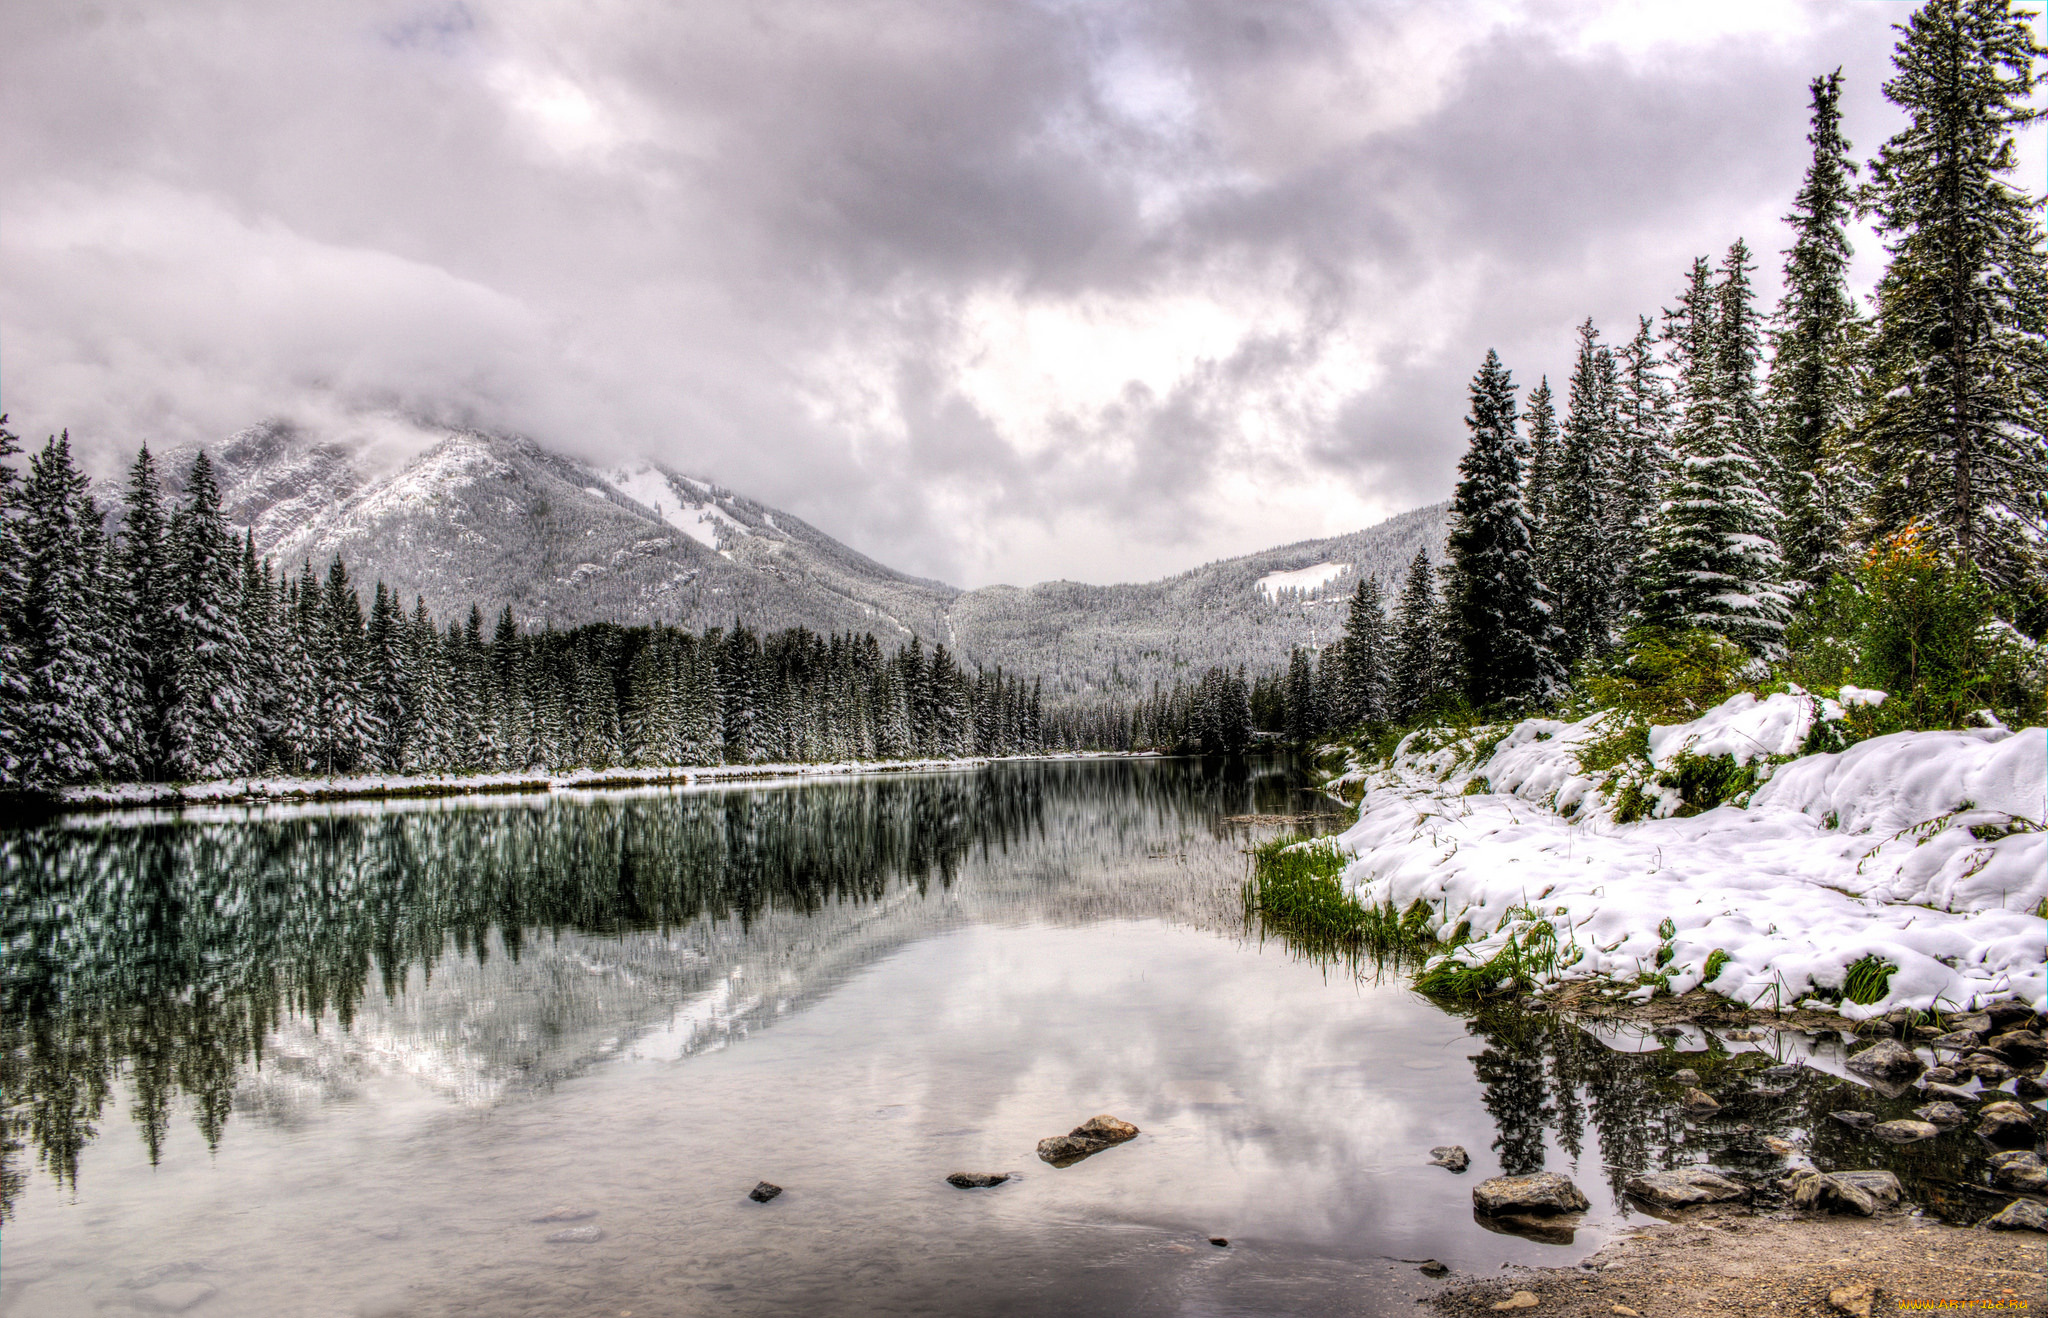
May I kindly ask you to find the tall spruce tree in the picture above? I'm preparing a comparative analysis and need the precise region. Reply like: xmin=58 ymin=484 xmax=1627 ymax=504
xmin=15 ymin=434 xmax=113 ymax=784
xmin=166 ymin=453 xmax=250 ymax=779
xmin=1523 ymin=375 xmax=1561 ymax=583
xmin=1860 ymin=0 xmax=2048 ymax=616
xmin=1336 ymin=575 xmax=1390 ymax=727
xmin=0 ymin=418 xmax=29 ymax=786
xmin=1446 ymin=350 xmax=1564 ymax=708
xmin=1611 ymin=316 xmax=1674 ymax=618
xmin=1768 ymin=68 xmax=1864 ymax=594
xmin=120 ymin=446 xmax=179 ymax=779
xmin=1388 ymin=548 xmax=1444 ymax=722
xmin=1551 ymin=319 xmax=1622 ymax=662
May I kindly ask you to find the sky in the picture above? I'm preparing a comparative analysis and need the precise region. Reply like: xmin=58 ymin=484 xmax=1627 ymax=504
xmin=2 ymin=1 xmax=2042 ymax=589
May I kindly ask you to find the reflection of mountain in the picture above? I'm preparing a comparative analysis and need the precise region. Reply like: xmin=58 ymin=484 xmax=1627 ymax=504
xmin=0 ymin=758 xmax=1306 ymax=1212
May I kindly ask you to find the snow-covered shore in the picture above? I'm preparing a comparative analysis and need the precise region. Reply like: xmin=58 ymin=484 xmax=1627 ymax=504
xmin=44 ymin=751 xmax=1154 ymax=813
xmin=1326 ymin=693 xmax=2046 ymax=1016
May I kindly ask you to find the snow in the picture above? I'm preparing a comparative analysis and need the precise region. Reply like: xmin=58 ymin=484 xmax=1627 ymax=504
xmin=604 ymin=462 xmax=745 ymax=556
xmin=1329 ymin=697 xmax=2048 ymax=1016
xmin=1257 ymin=561 xmax=1350 ymax=600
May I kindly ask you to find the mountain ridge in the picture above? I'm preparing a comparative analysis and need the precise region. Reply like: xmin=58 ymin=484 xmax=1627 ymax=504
xmin=169 ymin=419 xmax=1448 ymax=696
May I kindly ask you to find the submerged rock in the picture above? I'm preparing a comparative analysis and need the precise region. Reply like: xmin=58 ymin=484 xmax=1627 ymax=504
xmin=1207 ymin=1237 xmax=1228 ymax=1248
xmin=1870 ymin=1119 xmax=1940 ymax=1143
xmin=1680 ymin=1087 xmax=1720 ymax=1113
xmin=1671 ymin=1069 xmax=1701 ymax=1086
xmin=1830 ymin=1110 xmax=1875 ymax=1129
xmin=1985 ymin=1198 xmax=2048 ymax=1233
xmin=1912 ymin=1102 xmax=1968 ymax=1127
xmin=1036 ymin=1115 xmax=1140 ymax=1167
xmin=1989 ymin=1030 xmax=2048 ymax=1063
xmin=531 ymin=1207 xmax=598 ymax=1223
xmin=545 ymin=1226 xmax=603 ymax=1244
xmin=1429 ymin=1145 xmax=1471 ymax=1172
xmin=1472 ymin=1172 xmax=1589 ymax=1216
xmin=1989 ymin=1150 xmax=2048 ymax=1194
xmin=1844 ymin=1038 xmax=1925 ymax=1083
xmin=1623 ymin=1167 xmax=1749 ymax=1208
xmin=1929 ymin=1031 xmax=1984 ymax=1052
xmin=1920 ymin=1082 xmax=1977 ymax=1103
xmin=1977 ymin=1101 xmax=2038 ymax=1148
xmin=748 ymin=1181 xmax=784 ymax=1203
xmin=1961 ymin=1053 xmax=2016 ymax=1083
xmin=945 ymin=1172 xmax=1009 ymax=1189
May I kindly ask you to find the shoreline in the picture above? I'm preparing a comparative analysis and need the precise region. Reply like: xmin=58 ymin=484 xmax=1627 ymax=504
xmin=1 ymin=750 xmax=1162 ymax=822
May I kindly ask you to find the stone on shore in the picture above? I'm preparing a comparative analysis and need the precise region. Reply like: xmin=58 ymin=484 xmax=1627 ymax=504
xmin=1844 ymin=1038 xmax=1924 ymax=1083
xmin=1828 ymin=1283 xmax=1874 ymax=1318
xmin=1429 ymin=1145 xmax=1471 ymax=1172
xmin=1472 ymin=1172 xmax=1589 ymax=1216
xmin=1929 ymin=1030 xmax=1984 ymax=1051
xmin=1785 ymin=1170 xmax=1882 ymax=1217
xmin=1984 ymin=1198 xmax=2048 ymax=1233
xmin=1961 ymin=1054 xmax=2015 ymax=1083
xmin=1988 ymin=1150 xmax=2047 ymax=1194
xmin=1831 ymin=1170 xmax=1902 ymax=1207
xmin=1622 ymin=1167 xmax=1749 ymax=1208
xmin=1036 ymin=1115 xmax=1140 ymax=1167
xmin=1976 ymin=1101 xmax=2038 ymax=1148
xmin=1988 ymin=1030 xmax=2048 ymax=1063
xmin=1490 ymin=1292 xmax=1538 ymax=1311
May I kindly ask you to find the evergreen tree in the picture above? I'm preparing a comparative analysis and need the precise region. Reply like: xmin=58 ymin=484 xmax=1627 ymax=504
xmin=1859 ymin=0 xmax=2048 ymax=613
xmin=14 ymin=435 xmax=111 ymax=783
xmin=1389 ymin=548 xmax=1444 ymax=722
xmin=1768 ymin=68 xmax=1864 ymax=594
xmin=0 ymin=418 xmax=30 ymax=786
xmin=1337 ymin=576 xmax=1390 ymax=727
xmin=1610 ymin=317 xmax=1674 ymax=618
xmin=1523 ymin=376 xmax=1561 ymax=582
xmin=1446 ymin=350 xmax=1564 ymax=708
xmin=1644 ymin=246 xmax=1794 ymax=653
xmin=166 ymin=453 xmax=251 ymax=779
xmin=1550 ymin=319 xmax=1622 ymax=661
xmin=119 ymin=446 xmax=179 ymax=779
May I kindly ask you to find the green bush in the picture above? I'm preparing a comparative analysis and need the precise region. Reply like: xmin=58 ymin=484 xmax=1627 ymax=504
xmin=1658 ymin=751 xmax=1761 ymax=815
xmin=1580 ymin=628 xmax=1749 ymax=723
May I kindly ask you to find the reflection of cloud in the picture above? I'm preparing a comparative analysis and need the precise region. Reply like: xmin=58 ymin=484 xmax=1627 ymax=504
xmin=2 ymin=2 xmax=2007 ymax=585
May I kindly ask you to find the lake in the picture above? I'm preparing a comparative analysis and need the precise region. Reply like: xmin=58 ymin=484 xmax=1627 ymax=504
xmin=0 ymin=757 xmax=2002 ymax=1317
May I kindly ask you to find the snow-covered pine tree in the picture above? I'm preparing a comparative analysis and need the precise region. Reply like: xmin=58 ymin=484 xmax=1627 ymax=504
xmin=235 ymin=535 xmax=288 ymax=772
xmin=365 ymin=583 xmax=410 ymax=772
xmin=82 ymin=487 xmax=142 ymax=779
xmin=1768 ymin=68 xmax=1864 ymax=595
xmin=1643 ymin=245 xmax=1794 ymax=653
xmin=1609 ymin=317 xmax=1674 ymax=619
xmin=315 ymin=557 xmax=380 ymax=774
xmin=1860 ymin=0 xmax=2048 ymax=618
xmin=1446 ymin=350 xmax=1565 ymax=708
xmin=1337 ymin=575 xmax=1390 ymax=727
xmin=1523 ymin=376 xmax=1560 ymax=571
xmin=119 ymin=446 xmax=179 ymax=779
xmin=405 ymin=597 xmax=453 ymax=772
xmin=15 ymin=434 xmax=115 ymax=784
xmin=1388 ymin=548 xmax=1443 ymax=722
xmin=165 ymin=453 xmax=251 ymax=780
xmin=1550 ymin=319 xmax=1623 ymax=663
xmin=0 ymin=417 xmax=25 ymax=787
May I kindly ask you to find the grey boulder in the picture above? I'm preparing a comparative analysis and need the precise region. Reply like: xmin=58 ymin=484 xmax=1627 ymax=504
xmin=1429 ymin=1145 xmax=1471 ymax=1172
xmin=748 ymin=1181 xmax=784 ymax=1203
xmin=1785 ymin=1169 xmax=1897 ymax=1217
xmin=1037 ymin=1115 xmax=1140 ymax=1167
xmin=1985 ymin=1198 xmax=2048 ymax=1233
xmin=1988 ymin=1150 xmax=2047 ymax=1194
xmin=1989 ymin=1031 xmax=2048 ymax=1063
xmin=1870 ymin=1119 xmax=1941 ymax=1143
xmin=1912 ymin=1102 xmax=1968 ymax=1126
xmin=1472 ymin=1172 xmax=1589 ymax=1216
xmin=1976 ymin=1101 xmax=2039 ymax=1149
xmin=1844 ymin=1038 xmax=1925 ymax=1083
xmin=1623 ymin=1168 xmax=1750 ymax=1208
xmin=946 ymin=1172 xmax=1009 ymax=1189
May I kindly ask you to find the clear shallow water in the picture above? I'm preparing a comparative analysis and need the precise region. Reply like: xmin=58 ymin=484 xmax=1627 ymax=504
xmin=0 ymin=758 xmax=2009 ymax=1317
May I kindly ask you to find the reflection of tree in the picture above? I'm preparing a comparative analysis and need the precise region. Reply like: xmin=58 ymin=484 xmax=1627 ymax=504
xmin=2 ymin=764 xmax=1111 ymax=1215
xmin=1468 ymin=1009 xmax=1555 ymax=1176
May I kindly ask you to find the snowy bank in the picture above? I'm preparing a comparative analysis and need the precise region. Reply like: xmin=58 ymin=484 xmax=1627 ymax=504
xmin=1330 ymin=692 xmax=2047 ymax=1016
xmin=46 ymin=752 xmax=1153 ymax=813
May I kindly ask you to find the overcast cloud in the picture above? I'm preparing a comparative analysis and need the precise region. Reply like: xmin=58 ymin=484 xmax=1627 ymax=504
xmin=1 ymin=1 xmax=2040 ymax=586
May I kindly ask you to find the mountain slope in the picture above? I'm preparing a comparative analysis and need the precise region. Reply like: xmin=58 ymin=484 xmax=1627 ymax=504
xmin=180 ymin=419 xmax=1447 ymax=686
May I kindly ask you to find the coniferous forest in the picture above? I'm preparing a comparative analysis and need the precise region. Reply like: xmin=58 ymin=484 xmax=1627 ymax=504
xmin=1246 ymin=5 xmax=2047 ymax=742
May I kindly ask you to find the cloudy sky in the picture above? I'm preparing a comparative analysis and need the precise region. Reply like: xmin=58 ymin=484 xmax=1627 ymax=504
xmin=2 ymin=2 xmax=2040 ymax=587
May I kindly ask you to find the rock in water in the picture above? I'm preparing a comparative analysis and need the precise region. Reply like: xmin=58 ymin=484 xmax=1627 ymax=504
xmin=1831 ymin=1170 xmax=1902 ymax=1207
xmin=1844 ymin=1037 xmax=1925 ymax=1083
xmin=748 ymin=1181 xmax=783 ymax=1203
xmin=1961 ymin=1053 xmax=2015 ymax=1083
xmin=1988 ymin=1030 xmax=2048 ymax=1063
xmin=1870 ymin=1119 xmax=1940 ymax=1143
xmin=1036 ymin=1115 xmax=1140 ymax=1167
xmin=531 ymin=1207 xmax=598 ymax=1223
xmin=1985 ymin=1198 xmax=2048 ymax=1233
xmin=1988 ymin=1150 xmax=2048 ymax=1194
xmin=1429 ymin=1145 xmax=1471 ymax=1172
xmin=946 ymin=1172 xmax=1009 ymax=1189
xmin=1623 ymin=1168 xmax=1749 ymax=1208
xmin=1929 ymin=1030 xmax=1983 ymax=1051
xmin=1786 ymin=1171 xmax=1880 ymax=1217
xmin=1471 ymin=1172 xmax=1589 ymax=1216
xmin=1418 ymin=1260 xmax=1449 ymax=1277
xmin=1830 ymin=1110 xmax=1875 ymax=1129
xmin=1680 ymin=1087 xmax=1719 ymax=1112
xmin=1672 ymin=1069 xmax=1701 ymax=1086
xmin=1976 ymin=1101 xmax=2038 ymax=1149
xmin=545 ymin=1226 xmax=603 ymax=1244
xmin=1207 ymin=1237 xmax=1228 ymax=1247
xmin=2015 ymin=1075 xmax=2048 ymax=1100
xmin=1912 ymin=1101 xmax=1967 ymax=1126
xmin=1984 ymin=1001 xmax=2039 ymax=1028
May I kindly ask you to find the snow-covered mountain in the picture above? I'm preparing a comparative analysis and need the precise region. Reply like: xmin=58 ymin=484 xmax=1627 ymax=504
xmin=178 ymin=419 xmax=1447 ymax=691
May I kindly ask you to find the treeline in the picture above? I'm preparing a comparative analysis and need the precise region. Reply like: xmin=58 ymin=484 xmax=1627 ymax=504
xmin=0 ymin=441 xmax=1061 ymax=788
xmin=1287 ymin=5 xmax=2047 ymax=737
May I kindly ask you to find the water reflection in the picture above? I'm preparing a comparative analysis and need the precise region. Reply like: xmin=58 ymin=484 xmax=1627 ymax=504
xmin=0 ymin=758 xmax=1320 ymax=1215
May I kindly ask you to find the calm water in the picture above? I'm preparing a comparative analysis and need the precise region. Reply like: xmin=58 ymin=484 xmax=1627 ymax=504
xmin=0 ymin=758 xmax=2009 ymax=1317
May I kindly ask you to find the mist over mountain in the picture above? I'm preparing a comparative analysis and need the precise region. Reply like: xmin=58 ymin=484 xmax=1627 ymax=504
xmin=174 ymin=419 xmax=1446 ymax=697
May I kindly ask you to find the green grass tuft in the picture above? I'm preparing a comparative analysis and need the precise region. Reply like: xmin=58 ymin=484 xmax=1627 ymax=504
xmin=1246 ymin=835 xmax=1441 ymax=963
xmin=1703 ymin=948 xmax=1731 ymax=982
xmin=1842 ymin=955 xmax=1896 ymax=1006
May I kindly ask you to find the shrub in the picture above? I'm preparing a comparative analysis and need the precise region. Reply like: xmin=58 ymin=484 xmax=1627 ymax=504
xmin=1580 ymin=628 xmax=1749 ymax=723
xmin=1659 ymin=751 xmax=1760 ymax=815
